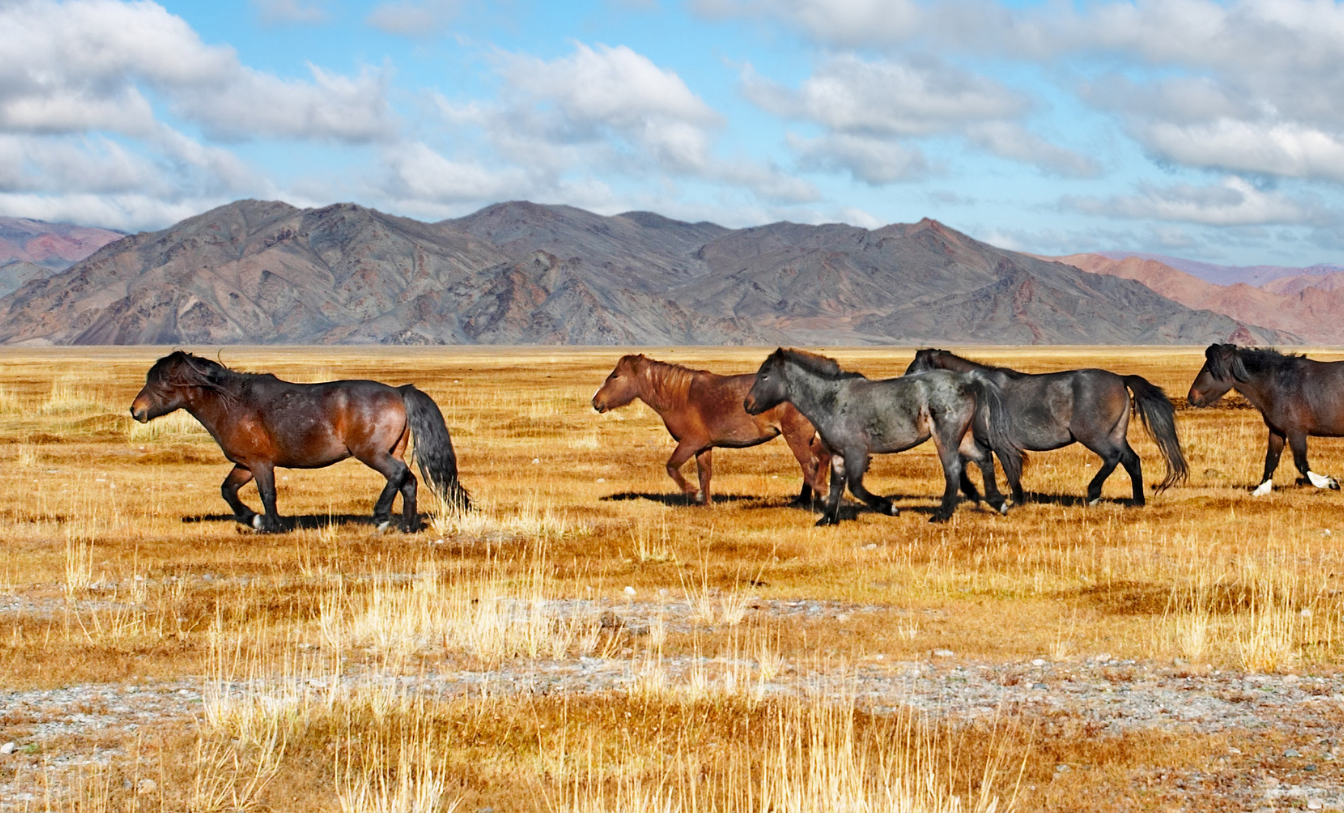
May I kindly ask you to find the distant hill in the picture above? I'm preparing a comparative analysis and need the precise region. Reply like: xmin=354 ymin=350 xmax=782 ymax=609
xmin=1096 ymin=251 xmax=1344 ymax=288
xmin=0 ymin=216 xmax=125 ymax=271
xmin=0 ymin=200 xmax=1288 ymax=346
xmin=1059 ymin=254 xmax=1344 ymax=345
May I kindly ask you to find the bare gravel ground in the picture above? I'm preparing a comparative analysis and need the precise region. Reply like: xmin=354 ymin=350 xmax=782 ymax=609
xmin=4 ymin=597 xmax=1344 ymax=811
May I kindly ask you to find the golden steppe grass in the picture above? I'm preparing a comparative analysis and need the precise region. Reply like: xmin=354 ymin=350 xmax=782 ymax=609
xmin=2 ymin=345 xmax=1344 ymax=812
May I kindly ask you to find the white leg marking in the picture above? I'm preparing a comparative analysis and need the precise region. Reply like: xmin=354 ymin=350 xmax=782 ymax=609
xmin=1307 ymin=470 xmax=1338 ymax=489
xmin=1253 ymin=480 xmax=1274 ymax=497
xmin=251 ymin=514 xmax=263 ymax=530
xmin=377 ymin=520 xmax=391 ymax=533
xmin=831 ymin=455 xmax=845 ymax=475
xmin=1087 ymin=498 xmax=1101 ymax=507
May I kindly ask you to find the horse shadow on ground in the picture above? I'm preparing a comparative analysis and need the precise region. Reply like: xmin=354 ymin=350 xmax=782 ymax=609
xmin=183 ymin=513 xmax=429 ymax=531
xmin=600 ymin=492 xmax=762 ymax=507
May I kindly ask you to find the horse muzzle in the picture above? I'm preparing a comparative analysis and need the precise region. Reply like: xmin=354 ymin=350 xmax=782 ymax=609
xmin=1186 ymin=389 xmax=1209 ymax=408
xmin=743 ymin=395 xmax=763 ymax=415
xmin=592 ymin=395 xmax=607 ymax=414
xmin=130 ymin=397 xmax=150 ymax=423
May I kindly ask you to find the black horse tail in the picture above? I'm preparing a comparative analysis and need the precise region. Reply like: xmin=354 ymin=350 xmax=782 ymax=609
xmin=1123 ymin=375 xmax=1188 ymax=492
xmin=400 ymin=385 xmax=471 ymax=512
xmin=968 ymin=372 xmax=1025 ymax=488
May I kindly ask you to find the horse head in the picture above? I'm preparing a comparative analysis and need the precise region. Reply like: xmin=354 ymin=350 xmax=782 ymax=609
xmin=905 ymin=348 xmax=944 ymax=375
xmin=1188 ymin=343 xmax=1247 ymax=407
xmin=130 ymin=351 xmax=227 ymax=422
xmin=744 ymin=349 xmax=791 ymax=415
xmin=592 ymin=354 xmax=645 ymax=413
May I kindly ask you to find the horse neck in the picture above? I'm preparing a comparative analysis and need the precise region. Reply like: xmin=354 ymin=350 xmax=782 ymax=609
xmin=633 ymin=360 xmax=693 ymax=414
xmin=1229 ymin=362 xmax=1276 ymax=413
xmin=779 ymin=363 xmax=844 ymax=424
xmin=179 ymin=376 xmax=244 ymax=433
xmin=937 ymin=353 xmax=991 ymax=374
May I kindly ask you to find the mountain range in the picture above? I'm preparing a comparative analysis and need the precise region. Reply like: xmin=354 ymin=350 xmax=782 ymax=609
xmin=0 ymin=201 xmax=1295 ymax=346
xmin=1057 ymin=254 xmax=1344 ymax=345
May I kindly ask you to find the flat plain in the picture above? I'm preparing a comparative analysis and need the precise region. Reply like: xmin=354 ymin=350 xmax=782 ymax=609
xmin=3 ymin=345 xmax=1344 ymax=813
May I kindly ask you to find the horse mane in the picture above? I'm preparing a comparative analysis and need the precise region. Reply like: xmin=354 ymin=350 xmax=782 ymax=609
xmin=770 ymin=348 xmax=866 ymax=380
xmin=1209 ymin=344 xmax=1303 ymax=382
xmin=629 ymin=355 xmax=702 ymax=409
xmin=918 ymin=348 xmax=1026 ymax=379
xmin=150 ymin=351 xmax=258 ymax=405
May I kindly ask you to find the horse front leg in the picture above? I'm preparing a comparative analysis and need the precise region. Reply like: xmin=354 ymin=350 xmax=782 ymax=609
xmin=1288 ymin=431 xmax=1340 ymax=491
xmin=1255 ymin=429 xmax=1286 ymax=496
xmin=250 ymin=463 xmax=284 ymax=533
xmin=842 ymin=452 xmax=899 ymax=518
xmin=665 ymin=442 xmax=701 ymax=503
xmin=695 ymin=448 xmax=713 ymax=505
xmin=220 ymin=465 xmax=257 ymax=526
xmin=817 ymin=453 xmax=848 ymax=526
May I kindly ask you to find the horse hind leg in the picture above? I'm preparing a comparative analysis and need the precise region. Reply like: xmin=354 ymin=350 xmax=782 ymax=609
xmin=960 ymin=435 xmax=1008 ymax=515
xmin=1118 ymin=441 xmax=1145 ymax=506
xmin=250 ymin=464 xmax=284 ymax=533
xmin=841 ymin=451 xmax=898 ymax=518
xmin=1085 ymin=448 xmax=1123 ymax=506
xmin=221 ymin=465 xmax=258 ymax=527
xmin=664 ymin=442 xmax=702 ymax=503
xmin=1288 ymin=432 xmax=1340 ymax=490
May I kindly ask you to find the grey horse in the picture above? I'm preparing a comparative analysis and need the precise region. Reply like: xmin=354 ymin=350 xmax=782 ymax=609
xmin=906 ymin=349 xmax=1188 ymax=506
xmin=744 ymin=349 xmax=1023 ymax=526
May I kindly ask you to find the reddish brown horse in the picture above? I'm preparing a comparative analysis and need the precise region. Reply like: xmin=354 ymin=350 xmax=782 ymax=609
xmin=130 ymin=351 xmax=468 ymax=532
xmin=592 ymin=354 xmax=829 ymax=504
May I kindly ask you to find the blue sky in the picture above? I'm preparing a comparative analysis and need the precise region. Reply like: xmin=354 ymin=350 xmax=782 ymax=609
xmin=4 ymin=0 xmax=1344 ymax=266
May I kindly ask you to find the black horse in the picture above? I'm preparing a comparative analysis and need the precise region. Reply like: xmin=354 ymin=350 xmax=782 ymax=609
xmin=130 ymin=352 xmax=469 ymax=532
xmin=745 ymin=349 xmax=1022 ymax=525
xmin=906 ymin=349 xmax=1188 ymax=506
xmin=1188 ymin=343 xmax=1344 ymax=496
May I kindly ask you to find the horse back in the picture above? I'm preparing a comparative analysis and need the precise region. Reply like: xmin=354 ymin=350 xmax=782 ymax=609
xmin=1284 ymin=358 xmax=1344 ymax=435
xmin=247 ymin=378 xmax=407 ymax=466
xmin=683 ymin=371 xmax=810 ymax=447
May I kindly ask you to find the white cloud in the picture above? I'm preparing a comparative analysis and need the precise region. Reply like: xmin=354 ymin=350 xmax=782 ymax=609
xmin=0 ymin=0 xmax=395 ymax=143
xmin=252 ymin=0 xmax=329 ymax=25
xmin=1063 ymin=177 xmax=1320 ymax=227
xmin=0 ymin=191 xmax=233 ymax=232
xmin=418 ymin=42 xmax=818 ymax=206
xmin=788 ymin=132 xmax=929 ymax=184
xmin=966 ymin=122 xmax=1099 ymax=178
xmin=380 ymin=142 xmax=530 ymax=203
xmin=744 ymin=56 xmax=1023 ymax=137
xmin=692 ymin=0 xmax=921 ymax=46
xmin=366 ymin=0 xmax=460 ymax=36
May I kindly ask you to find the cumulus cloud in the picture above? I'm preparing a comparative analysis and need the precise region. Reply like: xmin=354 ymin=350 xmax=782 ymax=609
xmin=744 ymin=56 xmax=1091 ymax=180
xmin=1063 ymin=177 xmax=1321 ymax=227
xmin=366 ymin=0 xmax=460 ymax=36
xmin=788 ymin=133 xmax=929 ymax=184
xmin=416 ymin=42 xmax=817 ymax=206
xmin=0 ymin=0 xmax=395 ymax=143
xmin=692 ymin=0 xmax=921 ymax=46
xmin=252 ymin=0 xmax=329 ymax=25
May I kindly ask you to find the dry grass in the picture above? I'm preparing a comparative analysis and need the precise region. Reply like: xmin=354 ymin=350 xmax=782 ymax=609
xmin=4 ymin=345 xmax=1344 ymax=811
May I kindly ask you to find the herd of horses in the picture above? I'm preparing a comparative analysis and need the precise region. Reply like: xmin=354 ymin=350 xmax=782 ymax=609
xmin=129 ymin=344 xmax=1344 ymax=532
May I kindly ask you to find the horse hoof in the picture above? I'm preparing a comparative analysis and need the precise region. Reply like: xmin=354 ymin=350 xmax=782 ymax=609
xmin=992 ymin=501 xmax=1008 ymax=515
xmin=815 ymin=516 xmax=839 ymax=527
xmin=376 ymin=520 xmax=392 ymax=533
xmin=883 ymin=503 xmax=900 ymax=516
xmin=251 ymin=515 xmax=263 ymax=530
xmin=1087 ymin=497 xmax=1101 ymax=507
xmin=928 ymin=513 xmax=951 ymax=524
xmin=1252 ymin=480 xmax=1274 ymax=497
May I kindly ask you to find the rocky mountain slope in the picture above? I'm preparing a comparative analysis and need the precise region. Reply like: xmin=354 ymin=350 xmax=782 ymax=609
xmin=0 ymin=200 xmax=1288 ymax=346
xmin=1059 ymin=254 xmax=1344 ymax=345
xmin=1095 ymin=251 xmax=1344 ymax=288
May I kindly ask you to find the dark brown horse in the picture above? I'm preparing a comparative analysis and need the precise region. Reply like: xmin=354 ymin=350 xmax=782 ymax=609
xmin=906 ymin=349 xmax=1187 ymax=505
xmin=1188 ymin=343 xmax=1344 ymax=496
xmin=130 ymin=351 xmax=468 ymax=532
xmin=592 ymin=354 xmax=829 ymax=504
